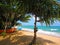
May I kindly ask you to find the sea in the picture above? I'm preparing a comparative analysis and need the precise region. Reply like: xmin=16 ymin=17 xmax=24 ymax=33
xmin=18 ymin=25 xmax=60 ymax=37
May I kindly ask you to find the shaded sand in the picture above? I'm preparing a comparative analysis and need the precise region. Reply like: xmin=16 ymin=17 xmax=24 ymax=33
xmin=0 ymin=30 xmax=60 ymax=45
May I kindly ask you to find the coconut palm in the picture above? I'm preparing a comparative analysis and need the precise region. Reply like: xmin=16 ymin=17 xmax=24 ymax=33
xmin=0 ymin=0 xmax=31 ymax=32
xmin=20 ymin=0 xmax=60 ymax=44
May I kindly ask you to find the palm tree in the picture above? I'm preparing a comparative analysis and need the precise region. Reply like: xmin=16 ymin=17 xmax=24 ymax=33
xmin=0 ymin=0 xmax=31 ymax=32
xmin=20 ymin=0 xmax=60 ymax=44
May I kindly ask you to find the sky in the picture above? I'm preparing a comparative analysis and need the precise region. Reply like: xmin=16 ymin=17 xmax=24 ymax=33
xmin=17 ymin=16 xmax=60 ymax=26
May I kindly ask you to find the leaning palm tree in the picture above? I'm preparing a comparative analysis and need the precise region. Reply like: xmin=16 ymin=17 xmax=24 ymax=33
xmin=20 ymin=0 xmax=60 ymax=44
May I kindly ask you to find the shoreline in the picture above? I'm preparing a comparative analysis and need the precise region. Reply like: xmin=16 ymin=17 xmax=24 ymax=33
xmin=19 ymin=30 xmax=60 ymax=45
xmin=22 ymin=28 xmax=60 ymax=38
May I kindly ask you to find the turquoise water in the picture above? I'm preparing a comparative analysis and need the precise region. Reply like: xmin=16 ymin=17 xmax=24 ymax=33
xmin=22 ymin=25 xmax=60 ymax=33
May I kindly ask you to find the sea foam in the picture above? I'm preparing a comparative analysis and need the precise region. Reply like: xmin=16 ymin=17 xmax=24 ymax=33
xmin=51 ymin=29 xmax=57 ymax=31
xmin=22 ymin=28 xmax=60 ymax=37
xmin=38 ymin=29 xmax=60 ymax=37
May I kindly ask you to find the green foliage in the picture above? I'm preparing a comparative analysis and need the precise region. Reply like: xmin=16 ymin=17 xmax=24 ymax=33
xmin=22 ymin=0 xmax=60 ymax=26
xmin=0 ymin=0 xmax=31 ymax=29
xmin=19 ymin=15 xmax=31 ymax=22
xmin=0 ymin=0 xmax=60 ymax=29
xmin=1 ymin=32 xmax=6 ymax=38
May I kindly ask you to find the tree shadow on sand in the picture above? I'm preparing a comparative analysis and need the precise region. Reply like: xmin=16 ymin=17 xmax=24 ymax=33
xmin=29 ymin=36 xmax=56 ymax=45
xmin=0 ymin=32 xmax=56 ymax=45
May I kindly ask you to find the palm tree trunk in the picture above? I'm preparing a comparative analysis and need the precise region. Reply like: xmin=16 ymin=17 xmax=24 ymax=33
xmin=4 ymin=13 xmax=8 ymax=33
xmin=29 ymin=15 xmax=37 ymax=45
xmin=4 ymin=21 xmax=7 ymax=33
xmin=4 ymin=24 xmax=7 ymax=32
xmin=33 ymin=15 xmax=37 ymax=43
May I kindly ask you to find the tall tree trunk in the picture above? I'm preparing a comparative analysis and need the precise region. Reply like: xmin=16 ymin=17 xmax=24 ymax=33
xmin=4 ymin=20 xmax=7 ymax=33
xmin=1 ymin=14 xmax=8 ymax=37
xmin=33 ymin=15 xmax=37 ymax=44
xmin=29 ymin=15 xmax=37 ymax=45
xmin=4 ymin=13 xmax=8 ymax=33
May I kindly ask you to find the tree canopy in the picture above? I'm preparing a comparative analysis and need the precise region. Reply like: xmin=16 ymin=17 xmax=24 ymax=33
xmin=21 ymin=0 xmax=60 ymax=25
xmin=0 ymin=0 xmax=60 ymax=29
xmin=0 ymin=0 xmax=31 ymax=29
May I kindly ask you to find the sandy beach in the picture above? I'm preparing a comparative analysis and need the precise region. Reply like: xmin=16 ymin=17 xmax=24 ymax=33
xmin=0 ymin=30 xmax=60 ymax=45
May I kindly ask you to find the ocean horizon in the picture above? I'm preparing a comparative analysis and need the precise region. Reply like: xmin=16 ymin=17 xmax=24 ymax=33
xmin=20 ymin=25 xmax=60 ymax=37
xmin=22 ymin=25 xmax=60 ymax=32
